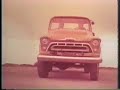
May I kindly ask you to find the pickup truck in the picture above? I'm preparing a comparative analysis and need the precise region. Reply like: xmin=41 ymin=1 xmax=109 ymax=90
xmin=37 ymin=16 xmax=102 ymax=80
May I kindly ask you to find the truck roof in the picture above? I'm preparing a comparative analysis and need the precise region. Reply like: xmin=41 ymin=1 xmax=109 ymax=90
xmin=51 ymin=16 xmax=90 ymax=20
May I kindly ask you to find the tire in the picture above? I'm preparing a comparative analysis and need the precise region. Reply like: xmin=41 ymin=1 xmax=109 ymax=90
xmin=89 ymin=63 xmax=99 ymax=81
xmin=37 ymin=61 xmax=52 ymax=78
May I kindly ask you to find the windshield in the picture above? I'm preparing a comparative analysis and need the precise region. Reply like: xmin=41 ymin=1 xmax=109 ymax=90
xmin=49 ymin=18 xmax=90 ymax=30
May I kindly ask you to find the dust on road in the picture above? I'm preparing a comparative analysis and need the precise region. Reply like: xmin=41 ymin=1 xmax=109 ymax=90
xmin=2 ymin=66 xmax=118 ymax=89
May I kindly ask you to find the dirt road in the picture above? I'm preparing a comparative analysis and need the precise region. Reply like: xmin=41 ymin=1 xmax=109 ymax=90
xmin=2 ymin=66 xmax=118 ymax=89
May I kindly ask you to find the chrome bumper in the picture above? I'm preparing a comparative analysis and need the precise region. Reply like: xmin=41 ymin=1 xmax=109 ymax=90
xmin=37 ymin=55 xmax=102 ymax=63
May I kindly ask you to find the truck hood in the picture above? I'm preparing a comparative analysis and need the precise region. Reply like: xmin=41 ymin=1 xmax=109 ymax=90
xmin=48 ymin=29 xmax=95 ymax=41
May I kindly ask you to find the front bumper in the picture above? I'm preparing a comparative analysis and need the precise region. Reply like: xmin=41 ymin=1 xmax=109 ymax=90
xmin=37 ymin=55 xmax=102 ymax=63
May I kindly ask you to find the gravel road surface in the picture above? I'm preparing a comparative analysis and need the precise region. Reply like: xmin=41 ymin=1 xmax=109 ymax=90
xmin=2 ymin=66 xmax=118 ymax=89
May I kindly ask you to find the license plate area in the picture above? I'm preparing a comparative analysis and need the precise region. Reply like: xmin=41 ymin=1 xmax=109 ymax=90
xmin=56 ymin=52 xmax=84 ymax=57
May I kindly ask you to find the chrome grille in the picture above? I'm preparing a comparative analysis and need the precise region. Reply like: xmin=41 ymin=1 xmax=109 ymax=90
xmin=48 ymin=42 xmax=92 ymax=53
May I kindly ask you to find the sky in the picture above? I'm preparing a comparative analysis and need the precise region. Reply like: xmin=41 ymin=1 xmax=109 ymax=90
xmin=3 ymin=0 xmax=118 ymax=67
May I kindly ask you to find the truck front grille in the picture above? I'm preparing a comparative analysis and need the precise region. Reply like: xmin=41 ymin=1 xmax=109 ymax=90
xmin=47 ymin=42 xmax=92 ymax=53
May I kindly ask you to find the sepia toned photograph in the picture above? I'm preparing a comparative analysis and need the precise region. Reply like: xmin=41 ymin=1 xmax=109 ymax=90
xmin=2 ymin=0 xmax=118 ymax=89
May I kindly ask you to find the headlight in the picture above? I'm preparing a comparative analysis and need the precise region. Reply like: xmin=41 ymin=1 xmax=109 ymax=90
xmin=41 ymin=38 xmax=49 ymax=44
xmin=40 ymin=37 xmax=50 ymax=45
xmin=92 ymin=39 xmax=100 ymax=46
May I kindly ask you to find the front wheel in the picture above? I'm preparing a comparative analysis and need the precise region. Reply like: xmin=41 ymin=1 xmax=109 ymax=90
xmin=89 ymin=63 xmax=99 ymax=81
xmin=37 ymin=61 xmax=52 ymax=78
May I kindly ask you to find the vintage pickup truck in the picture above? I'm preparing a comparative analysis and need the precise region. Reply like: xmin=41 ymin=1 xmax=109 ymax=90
xmin=37 ymin=16 xmax=102 ymax=80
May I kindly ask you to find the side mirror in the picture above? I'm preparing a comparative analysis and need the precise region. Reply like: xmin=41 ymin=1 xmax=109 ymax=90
xmin=93 ymin=32 xmax=95 ymax=36
xmin=91 ymin=21 xmax=94 ymax=25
